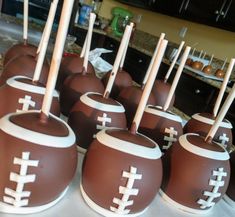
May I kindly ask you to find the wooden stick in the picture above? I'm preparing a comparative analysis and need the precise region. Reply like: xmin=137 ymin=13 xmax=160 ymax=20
xmin=120 ymin=22 xmax=134 ymax=69
xmin=213 ymin=58 xmax=235 ymax=117
xmin=222 ymin=57 xmax=227 ymax=70
xmin=191 ymin=47 xmax=196 ymax=56
xmin=80 ymin=35 xmax=87 ymax=58
xmin=41 ymin=0 xmax=75 ymax=117
xmin=23 ymin=0 xmax=29 ymax=42
xmin=33 ymin=0 xmax=59 ymax=82
xmin=163 ymin=46 xmax=191 ymax=111
xmin=37 ymin=27 xmax=45 ymax=54
xmin=209 ymin=54 xmax=214 ymax=65
xmin=142 ymin=33 xmax=165 ymax=86
xmin=206 ymin=82 xmax=235 ymax=142
xmin=103 ymin=24 xmax=133 ymax=98
xmin=202 ymin=51 xmax=206 ymax=59
xmin=83 ymin=13 xmax=96 ymax=73
xmin=199 ymin=50 xmax=203 ymax=58
xmin=131 ymin=39 xmax=168 ymax=134
xmin=164 ymin=41 xmax=185 ymax=82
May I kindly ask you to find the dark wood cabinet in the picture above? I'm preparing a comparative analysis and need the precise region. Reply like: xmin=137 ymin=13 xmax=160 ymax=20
xmin=117 ymin=0 xmax=235 ymax=32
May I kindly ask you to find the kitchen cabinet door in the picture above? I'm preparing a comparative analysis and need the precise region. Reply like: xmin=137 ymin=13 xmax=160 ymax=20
xmin=215 ymin=0 xmax=235 ymax=31
xmin=173 ymin=73 xmax=218 ymax=116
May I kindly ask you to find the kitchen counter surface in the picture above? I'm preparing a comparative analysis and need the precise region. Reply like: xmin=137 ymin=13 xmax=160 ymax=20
xmin=74 ymin=22 xmax=233 ymax=92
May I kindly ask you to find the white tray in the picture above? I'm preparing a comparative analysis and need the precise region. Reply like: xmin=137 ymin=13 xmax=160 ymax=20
xmin=184 ymin=65 xmax=224 ymax=81
xmin=1 ymin=152 xmax=234 ymax=217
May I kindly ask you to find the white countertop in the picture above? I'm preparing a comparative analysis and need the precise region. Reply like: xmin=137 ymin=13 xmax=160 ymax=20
xmin=1 ymin=152 xmax=234 ymax=217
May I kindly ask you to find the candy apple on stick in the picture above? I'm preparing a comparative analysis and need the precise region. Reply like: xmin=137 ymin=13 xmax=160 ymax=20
xmin=3 ymin=0 xmax=38 ymax=66
xmin=101 ymin=24 xmax=133 ymax=99
xmin=117 ymin=33 xmax=165 ymax=127
xmin=184 ymin=58 xmax=234 ymax=151
xmin=152 ymin=40 xmax=185 ymax=108
xmin=0 ymin=0 xmax=60 ymax=118
xmin=81 ymin=39 xmax=168 ymax=217
xmin=59 ymin=13 xmax=104 ymax=117
xmin=0 ymin=0 xmax=77 ymax=214
xmin=67 ymin=24 xmax=134 ymax=153
xmin=139 ymin=46 xmax=191 ymax=153
xmin=160 ymin=81 xmax=235 ymax=214
xmin=56 ymin=25 xmax=95 ymax=91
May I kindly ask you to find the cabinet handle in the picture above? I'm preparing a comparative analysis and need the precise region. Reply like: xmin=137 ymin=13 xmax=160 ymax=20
xmin=223 ymin=0 xmax=232 ymax=18
xmin=215 ymin=0 xmax=227 ymax=22
xmin=179 ymin=0 xmax=186 ymax=13
xmin=110 ymin=44 xmax=114 ymax=48
xmin=195 ymin=89 xmax=201 ymax=94
xmin=138 ymin=59 xmax=143 ymax=63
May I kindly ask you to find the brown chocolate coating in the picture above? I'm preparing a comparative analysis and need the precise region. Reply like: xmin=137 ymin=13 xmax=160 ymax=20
xmin=0 ymin=55 xmax=49 ymax=86
xmin=0 ymin=112 xmax=77 ymax=207
xmin=152 ymin=80 xmax=175 ymax=109
xmin=161 ymin=134 xmax=230 ymax=211
xmin=0 ymin=77 xmax=60 ymax=118
xmin=186 ymin=58 xmax=193 ymax=66
xmin=191 ymin=61 xmax=203 ymax=70
xmin=202 ymin=65 xmax=213 ymax=74
xmin=101 ymin=69 xmax=133 ymax=99
xmin=4 ymin=43 xmax=37 ymax=66
xmin=68 ymin=93 xmax=127 ymax=149
xmin=56 ymin=56 xmax=95 ymax=90
xmin=117 ymin=86 xmax=156 ymax=128
xmin=139 ymin=106 xmax=183 ymax=152
xmin=215 ymin=69 xmax=225 ymax=78
xmin=82 ymin=129 xmax=162 ymax=214
xmin=226 ymin=151 xmax=235 ymax=201
xmin=184 ymin=113 xmax=233 ymax=151
xmin=59 ymin=73 xmax=104 ymax=116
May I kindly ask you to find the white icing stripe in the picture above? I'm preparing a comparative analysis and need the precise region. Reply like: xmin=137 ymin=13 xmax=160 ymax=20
xmin=80 ymin=184 xmax=147 ymax=217
xmin=7 ymin=76 xmax=59 ymax=97
xmin=145 ymin=106 xmax=182 ymax=123
xmin=80 ymin=92 xmax=125 ymax=113
xmin=0 ymin=187 xmax=68 ymax=214
xmin=96 ymin=130 xmax=162 ymax=159
xmin=0 ymin=111 xmax=75 ymax=148
xmin=159 ymin=189 xmax=213 ymax=215
xmin=192 ymin=113 xmax=233 ymax=129
xmin=223 ymin=194 xmax=235 ymax=208
xmin=179 ymin=134 xmax=229 ymax=161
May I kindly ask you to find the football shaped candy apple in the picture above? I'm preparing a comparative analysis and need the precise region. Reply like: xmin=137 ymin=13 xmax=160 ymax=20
xmin=81 ymin=39 xmax=167 ymax=217
xmin=56 ymin=23 xmax=95 ymax=91
xmin=151 ymin=41 xmax=185 ymax=109
xmin=68 ymin=24 xmax=134 ymax=152
xmin=160 ymin=81 xmax=235 ymax=214
xmin=184 ymin=58 xmax=234 ymax=151
xmin=117 ymin=33 xmax=166 ymax=127
xmin=101 ymin=24 xmax=133 ymax=99
xmin=59 ymin=13 xmax=104 ymax=116
xmin=3 ymin=0 xmax=37 ymax=66
xmin=139 ymin=46 xmax=191 ymax=153
xmin=0 ymin=0 xmax=77 ymax=214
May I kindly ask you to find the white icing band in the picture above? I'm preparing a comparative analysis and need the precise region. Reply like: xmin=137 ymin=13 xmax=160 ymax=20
xmin=7 ymin=76 xmax=59 ymax=97
xmin=192 ymin=113 xmax=233 ymax=129
xmin=179 ymin=134 xmax=229 ymax=161
xmin=0 ymin=111 xmax=75 ymax=148
xmin=80 ymin=184 xmax=148 ymax=217
xmin=145 ymin=105 xmax=182 ymax=123
xmin=80 ymin=92 xmax=125 ymax=113
xmin=223 ymin=194 xmax=235 ymax=208
xmin=0 ymin=187 xmax=68 ymax=214
xmin=96 ymin=130 xmax=162 ymax=159
xmin=159 ymin=189 xmax=213 ymax=215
